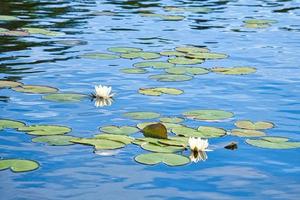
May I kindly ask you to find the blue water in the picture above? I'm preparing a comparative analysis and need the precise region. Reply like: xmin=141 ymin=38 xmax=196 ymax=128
xmin=1 ymin=0 xmax=300 ymax=199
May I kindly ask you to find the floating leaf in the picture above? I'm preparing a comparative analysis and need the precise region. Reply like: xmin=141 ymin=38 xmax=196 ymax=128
xmin=159 ymin=117 xmax=183 ymax=123
xmin=0 ymin=159 xmax=39 ymax=173
xmin=231 ymin=129 xmax=266 ymax=137
xmin=158 ymin=139 xmax=186 ymax=147
xmin=161 ymin=15 xmax=185 ymax=21
xmin=235 ymin=120 xmax=274 ymax=130
xmin=135 ymin=153 xmax=190 ymax=166
xmin=71 ymin=138 xmax=126 ymax=150
xmin=246 ymin=137 xmax=300 ymax=149
xmin=139 ymin=87 xmax=183 ymax=96
xmin=81 ymin=52 xmax=120 ymax=60
xmin=0 ymin=80 xmax=23 ymax=88
xmin=244 ymin=19 xmax=277 ymax=25
xmin=165 ymin=67 xmax=209 ymax=75
xmin=0 ymin=15 xmax=20 ymax=21
xmin=21 ymin=28 xmax=64 ymax=36
xmin=141 ymin=142 xmax=184 ymax=153
xmin=32 ymin=135 xmax=77 ymax=146
xmin=134 ymin=61 xmax=174 ymax=69
xmin=94 ymin=134 xmax=134 ymax=144
xmin=187 ymin=52 xmax=228 ymax=59
xmin=100 ymin=125 xmax=139 ymax=135
xmin=121 ymin=68 xmax=148 ymax=74
xmin=12 ymin=85 xmax=58 ymax=94
xmin=18 ymin=125 xmax=71 ymax=136
xmin=197 ymin=126 xmax=226 ymax=137
xmin=175 ymin=46 xmax=210 ymax=54
xmin=142 ymin=123 xmax=168 ymax=139
xmin=0 ymin=30 xmax=29 ymax=37
xmin=168 ymin=57 xmax=203 ymax=65
xmin=160 ymin=51 xmax=185 ymax=57
xmin=42 ymin=93 xmax=87 ymax=102
xmin=108 ymin=47 xmax=142 ymax=53
xmin=244 ymin=23 xmax=270 ymax=28
xmin=172 ymin=126 xmax=225 ymax=138
xmin=132 ymin=137 xmax=160 ymax=146
xmin=211 ymin=67 xmax=256 ymax=75
xmin=0 ymin=119 xmax=25 ymax=130
xmin=183 ymin=109 xmax=234 ymax=121
xmin=149 ymin=74 xmax=192 ymax=82
xmin=121 ymin=52 xmax=160 ymax=60
xmin=124 ymin=111 xmax=160 ymax=120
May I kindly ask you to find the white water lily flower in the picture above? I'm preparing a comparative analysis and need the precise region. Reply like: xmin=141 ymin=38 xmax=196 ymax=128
xmin=189 ymin=151 xmax=208 ymax=163
xmin=94 ymin=98 xmax=113 ymax=107
xmin=93 ymin=85 xmax=114 ymax=99
xmin=188 ymin=137 xmax=212 ymax=152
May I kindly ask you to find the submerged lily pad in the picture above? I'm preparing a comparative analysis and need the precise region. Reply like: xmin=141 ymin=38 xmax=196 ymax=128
xmin=160 ymin=51 xmax=186 ymax=57
xmin=235 ymin=120 xmax=274 ymax=130
xmin=135 ymin=153 xmax=189 ymax=166
xmin=94 ymin=134 xmax=134 ymax=144
xmin=172 ymin=126 xmax=225 ymax=138
xmin=142 ymin=123 xmax=168 ymax=139
xmin=175 ymin=46 xmax=210 ymax=54
xmin=32 ymin=135 xmax=77 ymax=146
xmin=124 ymin=111 xmax=160 ymax=120
xmin=246 ymin=137 xmax=300 ymax=149
xmin=139 ymin=87 xmax=183 ymax=96
xmin=100 ymin=125 xmax=139 ymax=135
xmin=183 ymin=109 xmax=234 ymax=121
xmin=134 ymin=61 xmax=174 ymax=69
xmin=18 ymin=125 xmax=71 ymax=136
xmin=121 ymin=68 xmax=148 ymax=74
xmin=71 ymin=138 xmax=126 ymax=150
xmin=149 ymin=74 xmax=193 ymax=82
xmin=0 ymin=119 xmax=25 ymax=130
xmin=231 ymin=129 xmax=266 ymax=137
xmin=168 ymin=57 xmax=204 ymax=65
xmin=108 ymin=47 xmax=142 ymax=53
xmin=0 ymin=80 xmax=23 ymax=88
xmin=121 ymin=52 xmax=160 ymax=60
xmin=211 ymin=67 xmax=256 ymax=75
xmin=187 ymin=52 xmax=228 ymax=59
xmin=165 ymin=67 xmax=209 ymax=75
xmin=81 ymin=52 xmax=120 ymax=60
xmin=0 ymin=15 xmax=20 ymax=21
xmin=159 ymin=117 xmax=183 ymax=123
xmin=0 ymin=159 xmax=39 ymax=173
xmin=42 ymin=93 xmax=87 ymax=102
xmin=141 ymin=142 xmax=184 ymax=153
xmin=21 ymin=28 xmax=64 ymax=36
xmin=12 ymin=85 xmax=58 ymax=94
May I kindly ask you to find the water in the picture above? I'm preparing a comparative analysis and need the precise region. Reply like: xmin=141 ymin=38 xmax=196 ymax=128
xmin=1 ymin=0 xmax=300 ymax=199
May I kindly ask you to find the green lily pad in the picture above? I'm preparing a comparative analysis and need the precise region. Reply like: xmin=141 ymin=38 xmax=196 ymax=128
xmin=100 ymin=125 xmax=139 ymax=135
xmin=172 ymin=126 xmax=225 ymax=138
xmin=71 ymin=138 xmax=126 ymax=150
xmin=211 ymin=67 xmax=256 ymax=75
xmin=159 ymin=117 xmax=183 ymax=123
xmin=231 ymin=129 xmax=266 ymax=137
xmin=135 ymin=153 xmax=190 ymax=166
xmin=81 ymin=52 xmax=120 ymax=60
xmin=246 ymin=137 xmax=300 ymax=149
xmin=132 ymin=137 xmax=161 ymax=146
xmin=142 ymin=123 xmax=168 ymax=139
xmin=139 ymin=87 xmax=183 ymax=96
xmin=32 ymin=135 xmax=77 ymax=146
xmin=121 ymin=68 xmax=148 ymax=74
xmin=0 ymin=30 xmax=30 ymax=37
xmin=161 ymin=15 xmax=185 ymax=21
xmin=168 ymin=57 xmax=204 ymax=65
xmin=187 ymin=52 xmax=228 ymax=59
xmin=124 ymin=111 xmax=160 ymax=120
xmin=12 ymin=85 xmax=58 ymax=94
xmin=133 ymin=61 xmax=174 ymax=69
xmin=94 ymin=134 xmax=134 ymax=144
xmin=183 ymin=109 xmax=234 ymax=121
xmin=158 ymin=139 xmax=186 ymax=147
xmin=137 ymin=122 xmax=182 ymax=130
xmin=108 ymin=47 xmax=142 ymax=53
xmin=244 ymin=19 xmax=277 ymax=25
xmin=175 ymin=46 xmax=210 ymax=54
xmin=141 ymin=142 xmax=184 ymax=153
xmin=18 ymin=125 xmax=71 ymax=136
xmin=0 ymin=80 xmax=23 ymax=88
xmin=244 ymin=23 xmax=271 ymax=28
xmin=0 ymin=159 xmax=39 ymax=173
xmin=0 ymin=119 xmax=25 ymax=130
xmin=0 ymin=15 xmax=20 ymax=21
xmin=235 ymin=120 xmax=274 ymax=130
xmin=149 ymin=74 xmax=193 ymax=82
xmin=121 ymin=52 xmax=160 ymax=60
xmin=165 ymin=67 xmax=209 ymax=75
xmin=160 ymin=51 xmax=186 ymax=57
xmin=42 ymin=93 xmax=87 ymax=102
xmin=21 ymin=28 xmax=64 ymax=36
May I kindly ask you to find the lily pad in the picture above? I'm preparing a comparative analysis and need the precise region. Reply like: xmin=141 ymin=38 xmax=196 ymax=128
xmin=139 ymin=87 xmax=183 ymax=96
xmin=0 ymin=159 xmax=39 ymax=173
xmin=246 ymin=137 xmax=300 ymax=149
xmin=135 ymin=153 xmax=190 ymax=166
xmin=124 ymin=111 xmax=160 ymax=120
xmin=137 ymin=122 xmax=182 ymax=130
xmin=100 ymin=125 xmax=139 ymax=135
xmin=244 ymin=23 xmax=270 ymax=28
xmin=12 ymin=85 xmax=58 ymax=94
xmin=0 ymin=15 xmax=20 ymax=21
xmin=0 ymin=119 xmax=25 ymax=130
xmin=121 ymin=52 xmax=160 ymax=60
xmin=132 ymin=137 xmax=160 ymax=146
xmin=187 ymin=52 xmax=228 ymax=59
xmin=175 ymin=46 xmax=210 ymax=54
xmin=141 ymin=142 xmax=184 ymax=153
xmin=159 ymin=117 xmax=183 ymax=123
xmin=142 ymin=123 xmax=168 ymax=139
xmin=42 ymin=93 xmax=87 ymax=102
xmin=21 ymin=28 xmax=64 ymax=36
xmin=197 ymin=126 xmax=227 ymax=137
xmin=0 ymin=80 xmax=23 ymax=88
xmin=134 ymin=61 xmax=174 ymax=69
xmin=18 ymin=125 xmax=71 ymax=136
xmin=0 ymin=30 xmax=29 ymax=37
xmin=244 ymin=19 xmax=277 ymax=25
xmin=168 ymin=57 xmax=204 ymax=65
xmin=160 ymin=51 xmax=186 ymax=57
xmin=94 ymin=134 xmax=134 ymax=144
xmin=149 ymin=74 xmax=193 ymax=82
xmin=183 ymin=109 xmax=234 ymax=121
xmin=161 ymin=15 xmax=185 ymax=21
xmin=81 ymin=52 xmax=120 ymax=60
xmin=121 ymin=68 xmax=148 ymax=74
xmin=165 ymin=67 xmax=209 ymax=75
xmin=235 ymin=120 xmax=274 ymax=130
xmin=211 ymin=67 xmax=256 ymax=75
xmin=32 ymin=135 xmax=77 ymax=146
xmin=158 ymin=139 xmax=186 ymax=147
xmin=108 ymin=47 xmax=142 ymax=53
xmin=231 ymin=129 xmax=266 ymax=137
xmin=71 ymin=138 xmax=126 ymax=150
xmin=172 ymin=126 xmax=225 ymax=138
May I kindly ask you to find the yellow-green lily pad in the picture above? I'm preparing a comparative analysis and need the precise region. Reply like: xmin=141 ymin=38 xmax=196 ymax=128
xmin=134 ymin=61 xmax=174 ymax=69
xmin=149 ymin=74 xmax=193 ymax=82
xmin=172 ymin=126 xmax=225 ymax=138
xmin=135 ymin=153 xmax=190 ymax=166
xmin=246 ymin=137 xmax=300 ymax=149
xmin=244 ymin=23 xmax=271 ymax=28
xmin=175 ymin=46 xmax=210 ymax=54
xmin=244 ymin=19 xmax=277 ymax=24
xmin=231 ymin=129 xmax=266 ymax=137
xmin=18 ymin=125 xmax=71 ymax=136
xmin=142 ymin=123 xmax=168 ymax=139
xmin=211 ymin=67 xmax=256 ymax=75
xmin=168 ymin=57 xmax=204 ymax=65
xmin=165 ymin=67 xmax=209 ymax=75
xmin=160 ymin=51 xmax=186 ymax=57
xmin=21 ymin=28 xmax=64 ymax=36
xmin=108 ymin=47 xmax=142 ymax=53
xmin=124 ymin=111 xmax=160 ymax=120
xmin=187 ymin=52 xmax=228 ymax=59
xmin=42 ymin=93 xmax=87 ymax=102
xmin=141 ymin=142 xmax=184 ymax=153
xmin=32 ymin=135 xmax=77 ymax=146
xmin=139 ymin=87 xmax=183 ymax=96
xmin=100 ymin=125 xmax=139 ymax=135
xmin=81 ymin=52 xmax=120 ymax=60
xmin=183 ymin=109 xmax=234 ymax=121
xmin=0 ymin=119 xmax=25 ymax=130
xmin=235 ymin=120 xmax=274 ymax=130
xmin=0 ymin=159 xmax=39 ymax=173
xmin=0 ymin=80 xmax=23 ymax=88
xmin=121 ymin=68 xmax=148 ymax=74
xmin=121 ymin=52 xmax=160 ymax=60
xmin=12 ymin=85 xmax=58 ymax=94
xmin=94 ymin=134 xmax=134 ymax=144
xmin=71 ymin=138 xmax=126 ymax=150
xmin=159 ymin=117 xmax=183 ymax=123
xmin=0 ymin=15 xmax=20 ymax=21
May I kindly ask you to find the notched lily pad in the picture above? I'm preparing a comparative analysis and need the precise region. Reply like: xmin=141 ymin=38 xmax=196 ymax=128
xmin=21 ymin=28 xmax=64 ymax=36
xmin=42 ymin=93 xmax=87 ymax=102
xmin=168 ymin=57 xmax=204 ymax=65
xmin=231 ymin=129 xmax=266 ymax=137
xmin=235 ymin=120 xmax=274 ymax=130
xmin=172 ymin=126 xmax=225 ymax=138
xmin=135 ymin=153 xmax=190 ymax=166
xmin=160 ymin=51 xmax=186 ymax=57
xmin=124 ymin=111 xmax=160 ymax=120
xmin=175 ymin=46 xmax=210 ymax=54
xmin=94 ymin=134 xmax=134 ymax=144
xmin=0 ymin=119 xmax=25 ymax=130
xmin=211 ymin=67 xmax=256 ymax=75
xmin=183 ymin=109 xmax=234 ymax=121
xmin=246 ymin=137 xmax=300 ymax=149
xmin=121 ymin=52 xmax=160 ymax=60
xmin=18 ymin=125 xmax=71 ymax=136
xmin=12 ymin=85 xmax=58 ymax=94
xmin=0 ymin=80 xmax=23 ymax=88
xmin=0 ymin=159 xmax=39 ymax=173
xmin=187 ymin=52 xmax=228 ymax=59
xmin=100 ymin=125 xmax=139 ymax=135
xmin=149 ymin=74 xmax=193 ymax=82
xmin=141 ymin=142 xmax=184 ymax=153
xmin=139 ymin=87 xmax=183 ymax=96
xmin=159 ymin=117 xmax=183 ymax=123
xmin=71 ymin=138 xmax=126 ymax=150
xmin=165 ymin=67 xmax=209 ymax=75
xmin=81 ymin=52 xmax=120 ymax=60
xmin=121 ymin=68 xmax=148 ymax=74
xmin=108 ymin=47 xmax=142 ymax=53
xmin=32 ymin=135 xmax=77 ymax=146
xmin=134 ymin=61 xmax=174 ymax=69
xmin=142 ymin=123 xmax=168 ymax=139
